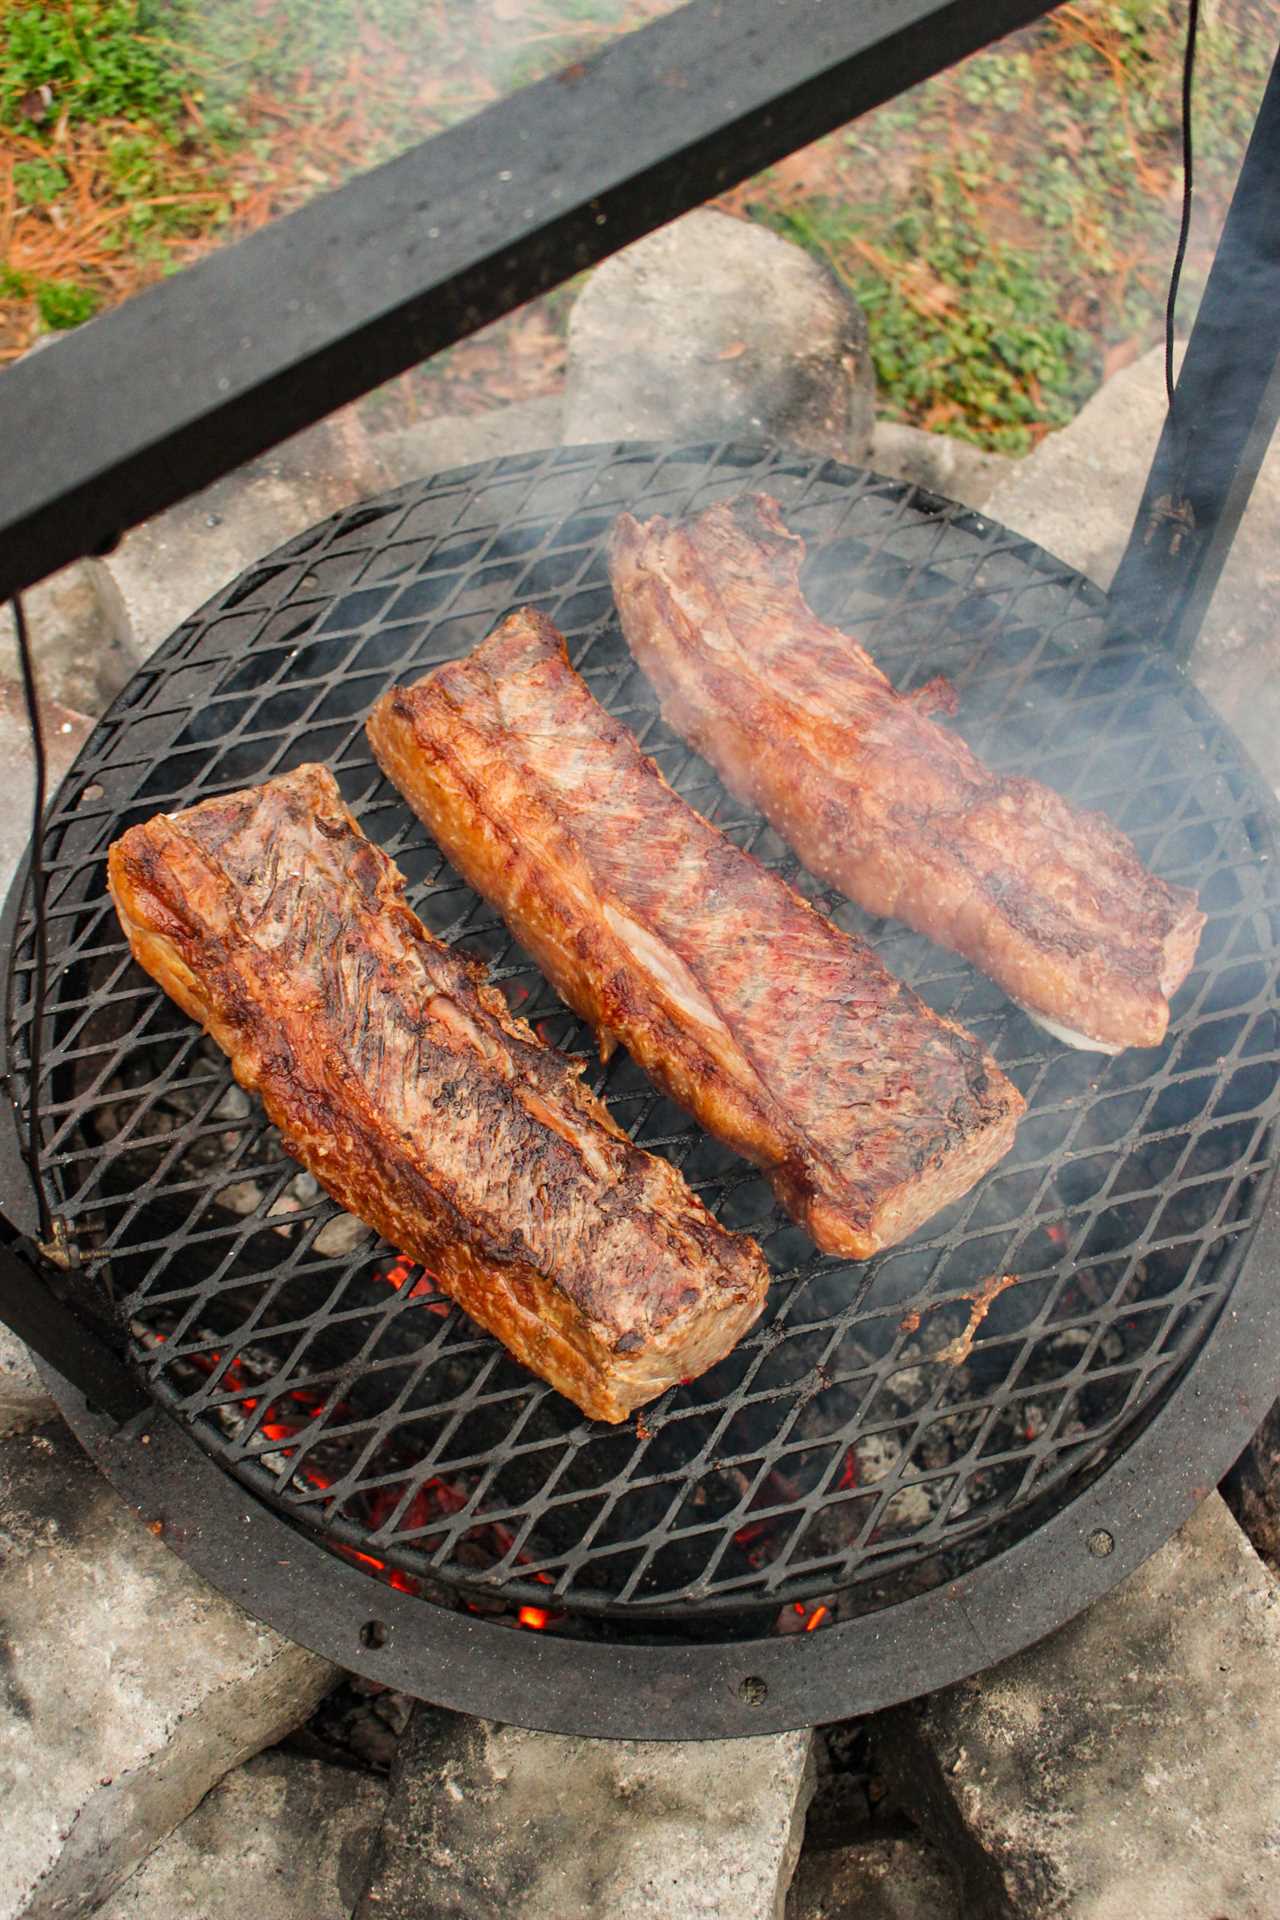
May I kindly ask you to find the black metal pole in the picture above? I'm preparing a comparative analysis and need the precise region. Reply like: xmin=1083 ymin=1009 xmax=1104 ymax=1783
xmin=1108 ymin=41 xmax=1280 ymax=665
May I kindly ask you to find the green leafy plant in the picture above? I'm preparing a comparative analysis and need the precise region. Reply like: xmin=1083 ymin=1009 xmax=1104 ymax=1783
xmin=34 ymin=280 xmax=101 ymax=328
xmin=744 ymin=0 xmax=1276 ymax=447
xmin=2 ymin=2 xmax=193 ymax=131
xmin=11 ymin=156 xmax=68 ymax=204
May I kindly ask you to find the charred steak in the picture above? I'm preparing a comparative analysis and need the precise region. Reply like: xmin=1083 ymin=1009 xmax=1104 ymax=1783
xmin=367 ymin=612 xmax=1023 ymax=1260
xmin=107 ymin=764 xmax=768 ymax=1423
xmin=610 ymin=493 xmax=1204 ymax=1053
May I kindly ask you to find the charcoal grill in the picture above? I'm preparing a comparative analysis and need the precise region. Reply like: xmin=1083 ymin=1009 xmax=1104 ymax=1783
xmin=4 ymin=438 xmax=1280 ymax=1736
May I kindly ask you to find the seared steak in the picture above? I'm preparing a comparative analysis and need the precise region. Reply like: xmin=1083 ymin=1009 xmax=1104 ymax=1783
xmin=368 ymin=613 xmax=1023 ymax=1260
xmin=609 ymin=492 xmax=1204 ymax=1052
xmin=107 ymin=764 xmax=768 ymax=1423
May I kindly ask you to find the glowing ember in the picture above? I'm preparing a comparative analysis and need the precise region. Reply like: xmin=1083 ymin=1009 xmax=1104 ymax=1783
xmin=376 ymin=1252 xmax=447 ymax=1308
xmin=805 ymin=1604 xmax=829 ymax=1632
xmin=518 ymin=1605 xmax=549 ymax=1630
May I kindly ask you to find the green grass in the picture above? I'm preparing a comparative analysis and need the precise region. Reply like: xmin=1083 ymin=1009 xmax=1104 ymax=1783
xmin=33 ymin=278 xmax=101 ymax=327
xmin=743 ymin=1 xmax=1278 ymax=450
xmin=11 ymin=154 xmax=66 ymax=203
xmin=758 ymin=193 xmax=1098 ymax=454
xmin=3 ymin=1 xmax=197 ymax=132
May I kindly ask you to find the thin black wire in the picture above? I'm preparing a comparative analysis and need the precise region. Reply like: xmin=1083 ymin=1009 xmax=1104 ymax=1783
xmin=12 ymin=594 xmax=53 ymax=1244
xmin=1166 ymin=0 xmax=1201 ymax=412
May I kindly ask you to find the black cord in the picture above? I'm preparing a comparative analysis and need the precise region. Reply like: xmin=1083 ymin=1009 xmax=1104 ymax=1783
xmin=12 ymin=593 xmax=53 ymax=1245
xmin=1166 ymin=0 xmax=1201 ymax=412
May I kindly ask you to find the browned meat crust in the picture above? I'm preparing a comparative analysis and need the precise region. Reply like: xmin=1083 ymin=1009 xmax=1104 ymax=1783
xmin=367 ymin=614 xmax=1024 ymax=1260
xmin=609 ymin=493 xmax=1205 ymax=1053
xmin=106 ymin=764 xmax=767 ymax=1423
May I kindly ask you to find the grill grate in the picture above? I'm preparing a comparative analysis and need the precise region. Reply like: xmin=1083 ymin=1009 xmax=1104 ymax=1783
xmin=8 ymin=440 xmax=1280 ymax=1628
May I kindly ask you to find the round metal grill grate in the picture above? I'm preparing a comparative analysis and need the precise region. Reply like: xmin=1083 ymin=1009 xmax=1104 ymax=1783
xmin=8 ymin=440 xmax=1280 ymax=1629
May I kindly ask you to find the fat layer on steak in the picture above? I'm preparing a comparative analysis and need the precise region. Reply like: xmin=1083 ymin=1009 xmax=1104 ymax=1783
xmin=107 ymin=763 xmax=768 ymax=1423
xmin=609 ymin=492 xmax=1205 ymax=1053
xmin=367 ymin=613 xmax=1024 ymax=1260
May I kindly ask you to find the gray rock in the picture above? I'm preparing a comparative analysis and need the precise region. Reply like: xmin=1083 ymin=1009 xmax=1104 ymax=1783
xmin=356 ymin=1704 xmax=815 ymax=1920
xmin=564 ymin=209 xmax=874 ymax=459
xmin=0 ymin=1331 xmax=55 ymax=1438
xmin=91 ymin=409 xmax=390 ymax=664
xmin=981 ymin=348 xmax=1171 ymax=592
xmin=89 ymin=397 xmax=569 ymax=667
xmin=0 ymin=676 xmax=93 ymax=908
xmin=0 ymin=1419 xmax=335 ymax=1920
xmin=870 ymin=422 xmax=1016 ymax=513
xmin=787 ymin=1834 xmax=961 ymax=1920
xmin=879 ymin=1493 xmax=1280 ymax=1920
xmin=98 ymin=1752 xmax=386 ymax=1920
xmin=374 ymin=394 xmax=564 ymax=483
xmin=982 ymin=343 xmax=1280 ymax=789
xmin=0 ymin=565 xmax=132 ymax=718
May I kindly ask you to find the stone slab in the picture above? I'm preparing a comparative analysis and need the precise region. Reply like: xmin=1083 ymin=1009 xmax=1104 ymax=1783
xmin=0 ymin=677 xmax=93 ymax=905
xmin=0 ymin=1329 xmax=56 ymax=1438
xmin=98 ymin=1751 xmax=386 ymax=1920
xmin=870 ymin=422 xmax=1016 ymax=513
xmin=0 ymin=1419 xmax=335 ymax=1920
xmin=880 ymin=1492 xmax=1280 ymax=1919
xmin=0 ymin=565 xmax=132 ymax=719
xmin=564 ymin=209 xmax=874 ymax=459
xmin=982 ymin=342 xmax=1280 ymax=789
xmin=356 ymin=1704 xmax=815 ymax=1920
xmin=90 ymin=409 xmax=389 ymax=664
xmin=787 ymin=1834 xmax=961 ymax=1920
xmin=373 ymin=393 xmax=564 ymax=483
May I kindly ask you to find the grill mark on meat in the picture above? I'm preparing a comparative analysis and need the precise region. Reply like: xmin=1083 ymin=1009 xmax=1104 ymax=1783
xmin=108 ymin=764 xmax=768 ymax=1423
xmin=608 ymin=492 xmax=1205 ymax=1052
xmin=367 ymin=615 xmax=1023 ymax=1260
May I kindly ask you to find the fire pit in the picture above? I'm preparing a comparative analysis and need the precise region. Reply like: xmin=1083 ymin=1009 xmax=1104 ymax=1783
xmin=5 ymin=437 xmax=1280 ymax=1736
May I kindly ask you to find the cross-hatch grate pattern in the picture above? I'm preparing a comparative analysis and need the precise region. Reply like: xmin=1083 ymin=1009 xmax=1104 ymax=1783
xmin=8 ymin=441 xmax=1280 ymax=1625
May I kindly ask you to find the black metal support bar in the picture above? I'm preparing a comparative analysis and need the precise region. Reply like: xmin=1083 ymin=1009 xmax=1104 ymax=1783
xmin=1108 ymin=40 xmax=1280 ymax=665
xmin=0 ymin=1236 xmax=146 ymax=1424
xmin=0 ymin=0 xmax=1062 ymax=604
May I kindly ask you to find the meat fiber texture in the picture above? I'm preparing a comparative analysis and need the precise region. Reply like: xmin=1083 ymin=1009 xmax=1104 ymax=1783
xmin=367 ymin=613 xmax=1023 ymax=1261
xmin=610 ymin=493 xmax=1205 ymax=1054
xmin=106 ymin=764 xmax=767 ymax=1423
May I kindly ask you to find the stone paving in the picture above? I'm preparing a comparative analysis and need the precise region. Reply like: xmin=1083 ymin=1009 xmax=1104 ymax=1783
xmin=0 ymin=1420 xmax=334 ymax=1920
xmin=97 ymin=1753 xmax=385 ymax=1920
xmin=354 ymin=1707 xmax=815 ymax=1920
xmin=564 ymin=209 xmax=875 ymax=460
xmin=881 ymin=1494 xmax=1280 ymax=1920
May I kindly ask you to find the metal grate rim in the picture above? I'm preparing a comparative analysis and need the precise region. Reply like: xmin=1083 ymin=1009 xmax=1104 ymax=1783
xmin=6 ymin=438 xmax=1280 ymax=1627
